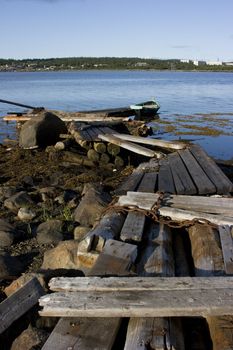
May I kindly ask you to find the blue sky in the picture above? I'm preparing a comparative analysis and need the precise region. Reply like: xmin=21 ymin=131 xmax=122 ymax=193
xmin=1 ymin=0 xmax=233 ymax=61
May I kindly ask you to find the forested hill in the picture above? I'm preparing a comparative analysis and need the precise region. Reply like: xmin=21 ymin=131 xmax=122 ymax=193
xmin=0 ymin=57 xmax=233 ymax=72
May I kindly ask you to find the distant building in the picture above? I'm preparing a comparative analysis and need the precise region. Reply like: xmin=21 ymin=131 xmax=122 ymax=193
xmin=135 ymin=62 xmax=148 ymax=67
xmin=206 ymin=61 xmax=222 ymax=66
xmin=180 ymin=59 xmax=190 ymax=63
xmin=192 ymin=60 xmax=206 ymax=66
xmin=224 ymin=62 xmax=233 ymax=66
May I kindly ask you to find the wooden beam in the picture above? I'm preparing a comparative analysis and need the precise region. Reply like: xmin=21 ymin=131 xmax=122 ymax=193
xmin=48 ymin=276 xmax=233 ymax=292
xmin=111 ymin=133 xmax=186 ymax=150
xmin=219 ymin=225 xmax=233 ymax=274
xmin=188 ymin=223 xmax=233 ymax=350
xmin=41 ymin=317 xmax=121 ymax=350
xmin=0 ymin=277 xmax=44 ymax=334
xmin=178 ymin=149 xmax=216 ymax=194
xmin=40 ymin=277 xmax=233 ymax=318
xmin=87 ymin=239 xmax=137 ymax=277
xmin=168 ymin=152 xmax=197 ymax=195
xmin=98 ymin=134 xmax=157 ymax=157
xmin=158 ymin=159 xmax=176 ymax=194
xmin=189 ymin=144 xmax=233 ymax=194
xmin=163 ymin=194 xmax=233 ymax=216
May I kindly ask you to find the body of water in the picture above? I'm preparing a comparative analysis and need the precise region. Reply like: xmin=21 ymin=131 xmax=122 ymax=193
xmin=0 ymin=70 xmax=233 ymax=160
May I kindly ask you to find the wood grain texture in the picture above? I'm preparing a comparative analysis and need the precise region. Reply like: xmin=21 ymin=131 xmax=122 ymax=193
xmin=178 ymin=149 xmax=216 ymax=194
xmin=219 ymin=225 xmax=233 ymax=274
xmin=42 ymin=317 xmax=121 ymax=350
xmin=190 ymin=144 xmax=233 ymax=194
xmin=39 ymin=281 xmax=233 ymax=318
xmin=0 ymin=277 xmax=44 ymax=334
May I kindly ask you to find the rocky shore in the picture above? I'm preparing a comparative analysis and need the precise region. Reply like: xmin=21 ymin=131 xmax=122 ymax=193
xmin=0 ymin=117 xmax=137 ymax=348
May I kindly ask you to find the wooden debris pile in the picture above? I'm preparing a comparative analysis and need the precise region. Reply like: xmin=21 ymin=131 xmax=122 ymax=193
xmin=37 ymin=150 xmax=233 ymax=350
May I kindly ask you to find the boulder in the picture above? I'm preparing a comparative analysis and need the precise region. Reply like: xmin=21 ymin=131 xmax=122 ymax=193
xmin=11 ymin=324 xmax=49 ymax=350
xmin=0 ymin=219 xmax=20 ymax=247
xmin=0 ymin=253 xmax=24 ymax=279
xmin=19 ymin=111 xmax=67 ymax=149
xmin=73 ymin=226 xmax=90 ymax=241
xmin=74 ymin=183 xmax=111 ymax=226
xmin=36 ymin=220 xmax=63 ymax=245
xmin=18 ymin=207 xmax=36 ymax=221
xmin=4 ymin=191 xmax=34 ymax=213
xmin=41 ymin=240 xmax=79 ymax=270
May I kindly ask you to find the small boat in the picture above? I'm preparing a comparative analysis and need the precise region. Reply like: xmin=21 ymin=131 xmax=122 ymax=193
xmin=130 ymin=100 xmax=160 ymax=119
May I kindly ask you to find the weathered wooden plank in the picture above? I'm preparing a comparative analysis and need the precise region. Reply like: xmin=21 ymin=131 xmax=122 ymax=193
xmin=120 ymin=173 xmax=157 ymax=243
xmin=116 ymin=192 xmax=233 ymax=226
xmin=87 ymin=239 xmax=137 ymax=276
xmin=115 ymin=171 xmax=144 ymax=196
xmin=117 ymin=191 xmax=160 ymax=210
xmin=219 ymin=225 xmax=233 ymax=274
xmin=188 ymin=224 xmax=224 ymax=276
xmin=179 ymin=149 xmax=216 ymax=194
xmin=0 ymin=277 xmax=44 ymax=334
xmin=39 ymin=281 xmax=233 ymax=318
xmin=158 ymin=206 xmax=233 ymax=226
xmin=42 ymin=317 xmax=121 ymax=350
xmin=120 ymin=212 xmax=146 ymax=242
xmin=188 ymin=223 xmax=233 ymax=349
xmin=98 ymin=134 xmax=156 ymax=157
xmin=137 ymin=172 xmax=157 ymax=193
xmin=163 ymin=194 xmax=233 ymax=216
xmin=158 ymin=159 xmax=176 ymax=194
xmin=48 ymin=276 xmax=233 ymax=292
xmin=136 ymin=223 xmax=174 ymax=277
xmin=190 ymin=144 xmax=233 ymax=194
xmin=168 ymin=152 xmax=197 ymax=194
xmin=111 ymin=133 xmax=186 ymax=150
xmin=125 ymin=222 xmax=184 ymax=349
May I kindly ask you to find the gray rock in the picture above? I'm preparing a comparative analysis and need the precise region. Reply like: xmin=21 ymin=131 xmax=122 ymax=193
xmin=11 ymin=324 xmax=49 ymax=350
xmin=19 ymin=111 xmax=67 ymax=149
xmin=0 ymin=219 xmax=20 ymax=247
xmin=18 ymin=207 xmax=36 ymax=221
xmin=74 ymin=183 xmax=111 ymax=226
xmin=0 ymin=252 xmax=24 ymax=279
xmin=4 ymin=191 xmax=34 ymax=213
xmin=36 ymin=219 xmax=63 ymax=244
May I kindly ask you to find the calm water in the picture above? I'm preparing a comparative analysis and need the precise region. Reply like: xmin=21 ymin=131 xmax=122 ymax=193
xmin=0 ymin=70 xmax=233 ymax=160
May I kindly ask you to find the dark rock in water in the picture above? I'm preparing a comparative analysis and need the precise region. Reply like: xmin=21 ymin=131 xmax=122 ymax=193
xmin=36 ymin=219 xmax=64 ymax=244
xmin=4 ymin=191 xmax=34 ymax=213
xmin=74 ymin=183 xmax=111 ymax=226
xmin=19 ymin=111 xmax=67 ymax=149
xmin=0 ymin=219 xmax=20 ymax=247
xmin=0 ymin=252 xmax=24 ymax=279
xmin=11 ymin=324 xmax=49 ymax=350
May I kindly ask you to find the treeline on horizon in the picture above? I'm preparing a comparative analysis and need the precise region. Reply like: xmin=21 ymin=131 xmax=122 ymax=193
xmin=0 ymin=57 xmax=233 ymax=72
